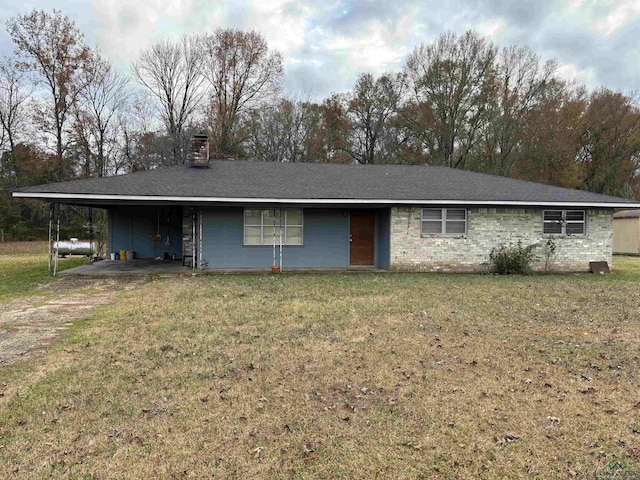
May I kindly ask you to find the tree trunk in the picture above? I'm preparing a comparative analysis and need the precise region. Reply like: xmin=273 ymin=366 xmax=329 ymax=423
xmin=56 ymin=123 xmax=64 ymax=163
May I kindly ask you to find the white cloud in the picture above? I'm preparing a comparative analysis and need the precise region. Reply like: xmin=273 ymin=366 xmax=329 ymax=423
xmin=392 ymin=11 xmax=424 ymax=41
xmin=241 ymin=0 xmax=311 ymax=57
xmin=1 ymin=0 xmax=640 ymax=99
xmin=556 ymin=62 xmax=580 ymax=82
xmin=556 ymin=62 xmax=596 ymax=87
xmin=91 ymin=0 xmax=228 ymax=69
xmin=324 ymin=19 xmax=406 ymax=78
xmin=591 ymin=0 xmax=640 ymax=36
xmin=477 ymin=18 xmax=506 ymax=40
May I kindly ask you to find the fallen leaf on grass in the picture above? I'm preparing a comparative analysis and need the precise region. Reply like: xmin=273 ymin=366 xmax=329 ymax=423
xmin=579 ymin=387 xmax=596 ymax=394
xmin=496 ymin=432 xmax=521 ymax=447
xmin=399 ymin=440 xmax=422 ymax=451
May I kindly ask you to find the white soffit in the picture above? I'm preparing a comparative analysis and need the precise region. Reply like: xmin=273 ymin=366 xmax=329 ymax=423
xmin=11 ymin=192 xmax=640 ymax=208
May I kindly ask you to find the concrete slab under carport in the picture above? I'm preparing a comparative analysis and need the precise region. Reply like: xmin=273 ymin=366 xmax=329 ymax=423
xmin=59 ymin=259 xmax=190 ymax=276
xmin=59 ymin=259 xmax=386 ymax=276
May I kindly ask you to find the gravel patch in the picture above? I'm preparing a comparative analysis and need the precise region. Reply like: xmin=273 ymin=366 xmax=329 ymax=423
xmin=0 ymin=276 xmax=145 ymax=365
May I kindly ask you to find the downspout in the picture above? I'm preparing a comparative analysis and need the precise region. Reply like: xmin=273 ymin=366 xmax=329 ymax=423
xmin=192 ymin=210 xmax=196 ymax=273
xmin=198 ymin=210 xmax=203 ymax=269
xmin=279 ymin=208 xmax=283 ymax=271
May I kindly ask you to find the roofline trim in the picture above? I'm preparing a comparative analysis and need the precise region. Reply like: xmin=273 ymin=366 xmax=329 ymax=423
xmin=11 ymin=191 xmax=640 ymax=208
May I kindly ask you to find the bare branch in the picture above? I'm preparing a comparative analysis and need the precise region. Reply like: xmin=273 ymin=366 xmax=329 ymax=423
xmin=201 ymin=29 xmax=283 ymax=157
xmin=132 ymin=35 xmax=205 ymax=164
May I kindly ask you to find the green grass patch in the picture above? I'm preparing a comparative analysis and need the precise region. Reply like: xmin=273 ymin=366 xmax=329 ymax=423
xmin=0 ymin=242 xmax=87 ymax=304
xmin=612 ymin=255 xmax=640 ymax=276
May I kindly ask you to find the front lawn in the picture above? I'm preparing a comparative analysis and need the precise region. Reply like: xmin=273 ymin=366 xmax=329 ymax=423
xmin=0 ymin=242 xmax=86 ymax=304
xmin=0 ymin=255 xmax=639 ymax=478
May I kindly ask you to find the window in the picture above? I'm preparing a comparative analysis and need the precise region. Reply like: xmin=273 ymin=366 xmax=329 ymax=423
xmin=421 ymin=208 xmax=467 ymax=235
xmin=543 ymin=210 xmax=585 ymax=235
xmin=244 ymin=208 xmax=303 ymax=245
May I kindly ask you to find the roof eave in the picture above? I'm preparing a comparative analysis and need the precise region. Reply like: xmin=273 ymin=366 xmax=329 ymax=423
xmin=11 ymin=191 xmax=640 ymax=209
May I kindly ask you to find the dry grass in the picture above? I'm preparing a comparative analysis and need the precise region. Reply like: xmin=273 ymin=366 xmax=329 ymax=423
xmin=0 ymin=261 xmax=639 ymax=478
xmin=0 ymin=241 xmax=49 ymax=256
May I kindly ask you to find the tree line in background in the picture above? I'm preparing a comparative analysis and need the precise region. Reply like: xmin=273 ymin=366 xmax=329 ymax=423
xmin=1 ymin=10 xmax=639 ymax=240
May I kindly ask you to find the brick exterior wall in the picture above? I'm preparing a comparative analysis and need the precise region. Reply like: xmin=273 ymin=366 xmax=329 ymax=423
xmin=390 ymin=207 xmax=613 ymax=273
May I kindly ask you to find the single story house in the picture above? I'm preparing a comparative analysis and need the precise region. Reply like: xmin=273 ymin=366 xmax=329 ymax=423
xmin=12 ymin=160 xmax=640 ymax=272
xmin=613 ymin=210 xmax=640 ymax=255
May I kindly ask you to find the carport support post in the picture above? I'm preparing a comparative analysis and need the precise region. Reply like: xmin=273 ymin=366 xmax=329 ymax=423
xmin=53 ymin=203 xmax=60 ymax=277
xmin=48 ymin=203 xmax=54 ymax=274
xmin=88 ymin=207 xmax=94 ymax=262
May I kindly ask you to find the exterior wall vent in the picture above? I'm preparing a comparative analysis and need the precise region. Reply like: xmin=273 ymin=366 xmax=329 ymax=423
xmin=188 ymin=134 xmax=209 ymax=168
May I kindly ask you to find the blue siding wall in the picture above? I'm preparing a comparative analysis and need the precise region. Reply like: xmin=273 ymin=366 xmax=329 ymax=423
xmin=109 ymin=206 xmax=182 ymax=258
xmin=110 ymin=210 xmax=131 ymax=254
xmin=108 ymin=205 xmax=392 ymax=268
xmin=376 ymin=209 xmax=391 ymax=270
xmin=201 ymin=207 xmax=350 ymax=268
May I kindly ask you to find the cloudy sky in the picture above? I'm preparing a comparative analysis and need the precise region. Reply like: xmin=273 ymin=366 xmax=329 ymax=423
xmin=0 ymin=0 xmax=638 ymax=100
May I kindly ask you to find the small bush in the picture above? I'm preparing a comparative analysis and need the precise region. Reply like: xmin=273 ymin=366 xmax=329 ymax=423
xmin=489 ymin=241 xmax=538 ymax=274
xmin=542 ymin=237 xmax=557 ymax=273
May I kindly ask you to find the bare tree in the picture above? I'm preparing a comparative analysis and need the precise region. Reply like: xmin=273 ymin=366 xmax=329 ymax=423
xmin=132 ymin=35 xmax=204 ymax=165
xmin=245 ymin=97 xmax=316 ymax=162
xmin=579 ymin=88 xmax=640 ymax=197
xmin=305 ymin=95 xmax=352 ymax=163
xmin=74 ymin=55 xmax=130 ymax=176
xmin=346 ymin=72 xmax=405 ymax=164
xmin=7 ymin=10 xmax=93 ymax=162
xmin=201 ymin=29 xmax=283 ymax=157
xmin=513 ymin=80 xmax=588 ymax=188
xmin=404 ymin=30 xmax=497 ymax=168
xmin=0 ymin=57 xmax=33 ymax=155
xmin=478 ymin=46 xmax=557 ymax=175
xmin=112 ymin=92 xmax=184 ymax=173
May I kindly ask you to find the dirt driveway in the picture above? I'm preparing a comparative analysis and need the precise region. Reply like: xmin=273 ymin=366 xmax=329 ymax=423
xmin=0 ymin=276 xmax=145 ymax=366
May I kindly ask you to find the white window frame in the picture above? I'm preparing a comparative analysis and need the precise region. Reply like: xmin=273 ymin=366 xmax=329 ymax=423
xmin=543 ymin=209 xmax=586 ymax=235
xmin=243 ymin=208 xmax=303 ymax=246
xmin=421 ymin=208 xmax=467 ymax=235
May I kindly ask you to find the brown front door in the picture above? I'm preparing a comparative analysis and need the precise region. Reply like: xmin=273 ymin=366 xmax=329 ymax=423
xmin=350 ymin=211 xmax=375 ymax=265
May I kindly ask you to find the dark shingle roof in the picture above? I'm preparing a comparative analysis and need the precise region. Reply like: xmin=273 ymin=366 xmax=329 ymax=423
xmin=13 ymin=159 xmax=640 ymax=207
